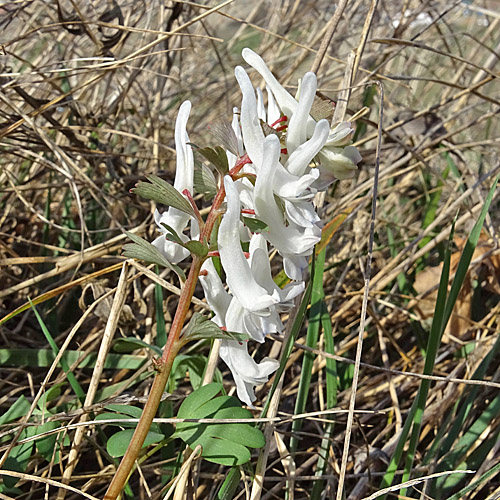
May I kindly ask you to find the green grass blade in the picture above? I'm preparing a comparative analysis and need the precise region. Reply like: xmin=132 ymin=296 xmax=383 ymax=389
xmin=155 ymin=266 xmax=167 ymax=348
xmin=29 ymin=301 xmax=86 ymax=401
xmin=423 ymin=333 xmax=500 ymax=467
xmin=442 ymin=174 xmax=499 ymax=330
xmin=381 ymin=174 xmax=499 ymax=498
xmin=290 ymin=248 xmax=326 ymax=454
xmin=215 ymin=466 xmax=241 ymax=500
xmin=446 ymin=461 xmax=500 ymax=500
xmin=310 ymin=299 xmax=338 ymax=500
xmin=0 ymin=349 xmax=146 ymax=370
xmin=260 ymin=281 xmax=312 ymax=419
xmin=434 ymin=393 xmax=500 ymax=496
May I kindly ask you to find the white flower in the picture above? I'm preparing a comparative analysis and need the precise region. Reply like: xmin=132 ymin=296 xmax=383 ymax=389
xmin=234 ymin=66 xmax=266 ymax=169
xmin=241 ymin=48 xmax=362 ymax=181
xmin=199 ymin=257 xmax=281 ymax=407
xmin=218 ymin=175 xmax=280 ymax=313
xmin=253 ymin=134 xmax=321 ymax=280
xmin=152 ymin=101 xmax=195 ymax=263
xmin=316 ymin=145 xmax=363 ymax=183
xmin=219 ymin=340 xmax=279 ymax=408
xmin=249 ymin=234 xmax=304 ymax=307
xmin=199 ymin=258 xmax=231 ymax=328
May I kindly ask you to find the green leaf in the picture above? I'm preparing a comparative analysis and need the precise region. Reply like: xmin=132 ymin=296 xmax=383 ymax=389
xmin=183 ymin=240 xmax=209 ymax=258
xmin=122 ymin=232 xmax=186 ymax=281
xmin=182 ymin=313 xmax=250 ymax=343
xmin=0 ymin=348 xmax=146 ymax=370
xmin=37 ymin=383 xmax=63 ymax=412
xmin=104 ymin=404 xmax=143 ymax=418
xmin=160 ymin=223 xmax=184 ymax=245
xmin=95 ymin=412 xmax=138 ymax=429
xmin=242 ymin=216 xmax=269 ymax=233
xmin=171 ymin=354 xmax=212 ymax=390
xmin=194 ymin=162 xmax=218 ymax=198
xmin=132 ymin=175 xmax=195 ymax=218
xmin=174 ymin=383 xmax=265 ymax=466
xmin=0 ymin=395 xmax=31 ymax=425
xmin=197 ymin=146 xmax=229 ymax=176
xmin=35 ymin=421 xmax=61 ymax=462
xmin=160 ymin=223 xmax=208 ymax=258
xmin=112 ymin=337 xmax=162 ymax=356
xmin=215 ymin=467 xmax=241 ymax=500
xmin=107 ymin=429 xmax=165 ymax=457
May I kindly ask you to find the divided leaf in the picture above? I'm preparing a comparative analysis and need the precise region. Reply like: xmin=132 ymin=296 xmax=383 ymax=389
xmin=182 ymin=313 xmax=250 ymax=343
xmin=174 ymin=383 xmax=265 ymax=466
xmin=194 ymin=163 xmax=218 ymax=198
xmin=132 ymin=175 xmax=195 ymax=218
xmin=183 ymin=240 xmax=209 ymax=258
xmin=122 ymin=232 xmax=186 ymax=281
xmin=160 ymin=223 xmax=209 ymax=258
xmin=198 ymin=146 xmax=229 ymax=176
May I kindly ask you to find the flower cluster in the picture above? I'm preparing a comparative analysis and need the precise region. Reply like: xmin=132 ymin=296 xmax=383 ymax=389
xmin=152 ymin=49 xmax=361 ymax=406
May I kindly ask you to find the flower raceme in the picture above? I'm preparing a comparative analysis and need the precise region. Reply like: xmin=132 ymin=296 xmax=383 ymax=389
xmin=149 ymin=48 xmax=362 ymax=406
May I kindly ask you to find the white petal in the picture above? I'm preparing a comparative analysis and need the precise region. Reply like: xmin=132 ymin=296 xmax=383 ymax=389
xmin=219 ymin=176 xmax=279 ymax=312
xmin=285 ymin=199 xmax=320 ymax=228
xmin=256 ymin=87 xmax=266 ymax=121
xmin=318 ymin=145 xmax=362 ymax=180
xmin=219 ymin=339 xmax=279 ymax=407
xmin=283 ymin=254 xmax=309 ymax=281
xmin=266 ymin=86 xmax=280 ymax=125
xmin=242 ymin=48 xmax=316 ymax=133
xmin=274 ymin=164 xmax=318 ymax=200
xmin=235 ymin=66 xmax=265 ymax=169
xmin=152 ymin=101 xmax=195 ymax=264
xmin=286 ymin=72 xmax=317 ymax=155
xmin=254 ymin=136 xmax=321 ymax=256
xmin=285 ymin=119 xmax=330 ymax=176
xmin=231 ymin=107 xmax=244 ymax=155
xmin=242 ymin=48 xmax=298 ymax=118
xmin=249 ymin=233 xmax=305 ymax=307
xmin=325 ymin=121 xmax=354 ymax=147
xmin=173 ymin=101 xmax=194 ymax=194
xmin=152 ymin=208 xmax=190 ymax=263
xmin=199 ymin=259 xmax=231 ymax=327
xmin=152 ymin=233 xmax=189 ymax=264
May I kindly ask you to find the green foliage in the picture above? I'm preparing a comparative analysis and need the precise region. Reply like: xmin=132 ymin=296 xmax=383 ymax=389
xmin=197 ymin=146 xmax=230 ymax=176
xmin=96 ymin=405 xmax=166 ymax=458
xmin=174 ymin=383 xmax=265 ymax=466
xmin=170 ymin=354 xmax=213 ymax=391
xmin=107 ymin=429 xmax=166 ymax=458
xmin=380 ymin=174 xmax=499 ymax=499
xmin=0 ymin=349 xmax=146 ymax=370
xmin=181 ymin=313 xmax=251 ymax=343
xmin=122 ymin=232 xmax=186 ymax=280
xmin=241 ymin=216 xmax=268 ymax=233
xmin=112 ymin=337 xmax=162 ymax=356
xmin=29 ymin=301 xmax=85 ymax=401
xmin=132 ymin=174 xmax=196 ymax=217
xmin=194 ymin=162 xmax=218 ymax=198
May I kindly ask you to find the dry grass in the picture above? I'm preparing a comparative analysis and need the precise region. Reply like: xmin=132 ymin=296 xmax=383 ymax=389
xmin=0 ymin=1 xmax=499 ymax=499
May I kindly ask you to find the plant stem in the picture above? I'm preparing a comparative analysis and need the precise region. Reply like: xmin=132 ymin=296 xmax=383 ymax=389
xmin=103 ymin=256 xmax=203 ymax=500
xmin=103 ymin=159 xmax=250 ymax=499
